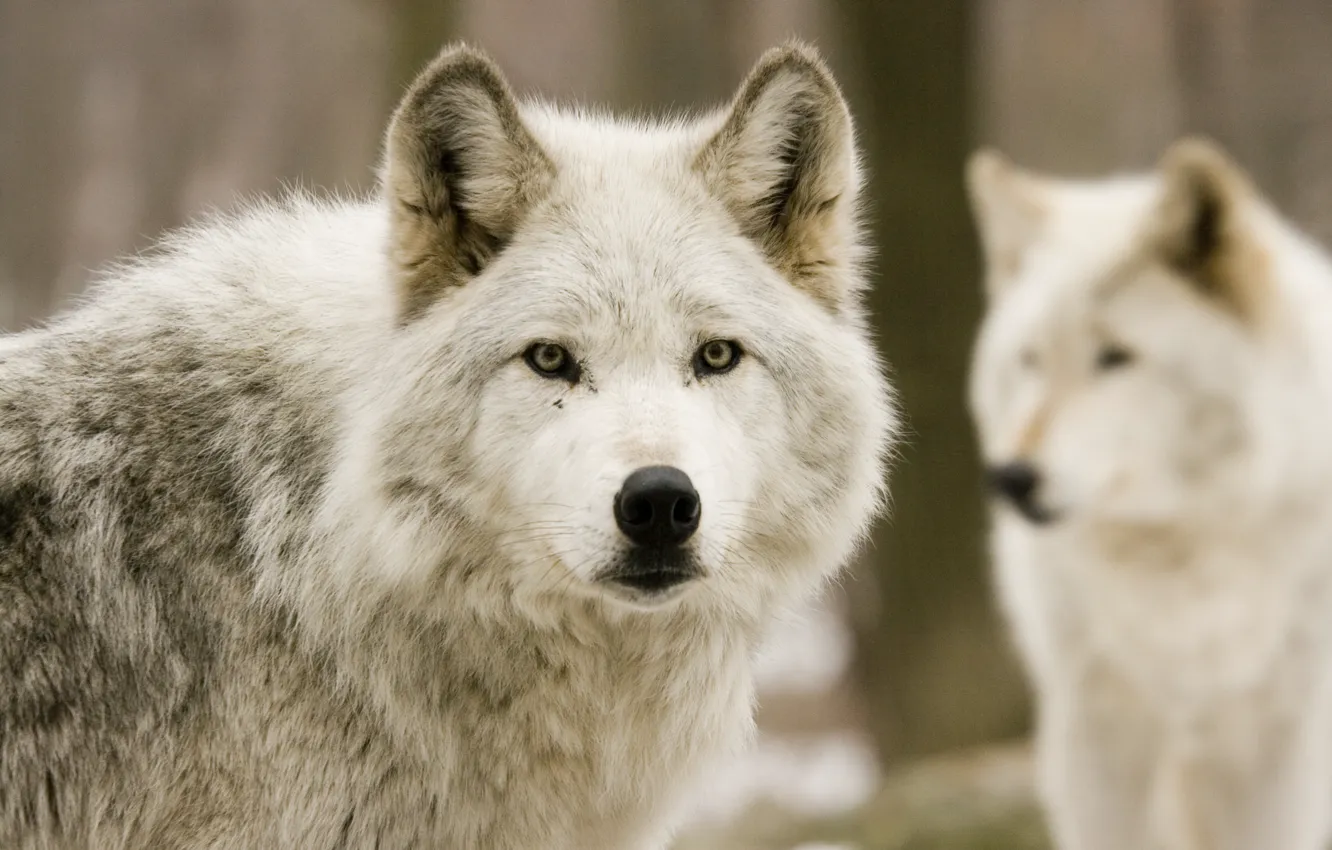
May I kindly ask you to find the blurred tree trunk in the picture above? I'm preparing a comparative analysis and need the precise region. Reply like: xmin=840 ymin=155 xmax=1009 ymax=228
xmin=831 ymin=1 xmax=1030 ymax=762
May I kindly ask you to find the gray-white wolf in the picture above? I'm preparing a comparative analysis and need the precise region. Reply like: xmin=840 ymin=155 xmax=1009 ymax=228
xmin=0 ymin=41 xmax=894 ymax=849
xmin=968 ymin=139 xmax=1332 ymax=850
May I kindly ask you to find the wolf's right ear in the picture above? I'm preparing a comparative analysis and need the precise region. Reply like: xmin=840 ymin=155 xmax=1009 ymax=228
xmin=695 ymin=43 xmax=862 ymax=312
xmin=1148 ymin=138 xmax=1267 ymax=320
xmin=965 ymin=148 xmax=1047 ymax=298
xmin=382 ymin=45 xmax=554 ymax=321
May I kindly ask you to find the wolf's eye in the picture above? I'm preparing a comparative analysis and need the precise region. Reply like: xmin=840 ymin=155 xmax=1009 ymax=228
xmin=524 ymin=342 xmax=578 ymax=381
xmin=695 ymin=339 xmax=742 ymax=376
xmin=1095 ymin=344 xmax=1134 ymax=372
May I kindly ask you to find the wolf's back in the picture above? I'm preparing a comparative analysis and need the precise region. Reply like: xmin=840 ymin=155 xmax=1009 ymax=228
xmin=0 ymin=197 xmax=386 ymax=845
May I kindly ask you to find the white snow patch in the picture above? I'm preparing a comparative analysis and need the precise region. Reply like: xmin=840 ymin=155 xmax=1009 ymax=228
xmin=753 ymin=595 xmax=854 ymax=694
xmin=683 ymin=731 xmax=879 ymax=827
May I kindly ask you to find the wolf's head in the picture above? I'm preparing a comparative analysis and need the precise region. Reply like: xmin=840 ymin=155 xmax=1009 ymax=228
xmin=966 ymin=139 xmax=1332 ymax=532
xmin=324 ymin=44 xmax=893 ymax=619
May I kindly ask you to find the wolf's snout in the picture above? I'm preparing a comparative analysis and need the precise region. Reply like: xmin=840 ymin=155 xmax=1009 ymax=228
xmin=987 ymin=461 xmax=1038 ymax=503
xmin=614 ymin=466 xmax=701 ymax=547
xmin=986 ymin=461 xmax=1056 ymax=524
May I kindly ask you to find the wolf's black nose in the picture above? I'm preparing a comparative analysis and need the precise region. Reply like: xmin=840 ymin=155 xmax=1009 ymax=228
xmin=614 ymin=466 xmax=700 ymax=547
xmin=986 ymin=461 xmax=1039 ymax=504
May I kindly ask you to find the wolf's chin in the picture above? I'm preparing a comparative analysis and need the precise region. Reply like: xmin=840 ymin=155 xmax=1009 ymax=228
xmin=597 ymin=580 xmax=697 ymax=610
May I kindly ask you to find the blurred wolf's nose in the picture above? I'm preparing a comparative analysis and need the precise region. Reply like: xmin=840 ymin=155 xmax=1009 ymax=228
xmin=986 ymin=461 xmax=1040 ymax=505
xmin=614 ymin=465 xmax=701 ymax=547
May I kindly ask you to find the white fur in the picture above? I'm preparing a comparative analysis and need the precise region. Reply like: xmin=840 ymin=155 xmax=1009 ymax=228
xmin=968 ymin=144 xmax=1332 ymax=850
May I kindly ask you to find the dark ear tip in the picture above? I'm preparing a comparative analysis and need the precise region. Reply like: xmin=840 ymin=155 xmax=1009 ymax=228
xmin=1153 ymin=137 xmax=1249 ymax=270
xmin=1160 ymin=135 xmax=1229 ymax=170
xmin=398 ymin=42 xmax=514 ymax=113
xmin=746 ymin=39 xmax=841 ymax=96
xmin=419 ymin=42 xmax=503 ymax=76
xmin=761 ymin=39 xmax=830 ymax=69
xmin=1159 ymin=136 xmax=1251 ymax=199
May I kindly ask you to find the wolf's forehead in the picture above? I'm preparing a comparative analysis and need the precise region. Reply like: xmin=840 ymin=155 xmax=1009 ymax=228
xmin=545 ymin=162 xmax=722 ymax=247
xmin=489 ymin=119 xmax=777 ymax=334
xmin=506 ymin=255 xmax=746 ymax=336
xmin=1030 ymin=179 xmax=1161 ymax=287
xmin=511 ymin=185 xmax=752 ymax=303
xmin=488 ymin=216 xmax=757 ymax=348
xmin=523 ymin=105 xmax=710 ymax=166
xmin=1002 ymin=193 xmax=1165 ymax=336
xmin=987 ymin=261 xmax=1106 ymax=355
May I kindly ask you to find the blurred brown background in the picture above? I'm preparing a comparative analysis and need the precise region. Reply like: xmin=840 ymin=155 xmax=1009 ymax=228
xmin=4 ymin=1 xmax=1331 ymax=845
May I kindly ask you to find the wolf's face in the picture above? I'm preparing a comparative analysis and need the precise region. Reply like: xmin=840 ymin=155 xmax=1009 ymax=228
xmin=338 ymin=45 xmax=892 ymax=616
xmin=967 ymin=142 xmax=1279 ymax=529
xmin=456 ymin=197 xmax=884 ymax=610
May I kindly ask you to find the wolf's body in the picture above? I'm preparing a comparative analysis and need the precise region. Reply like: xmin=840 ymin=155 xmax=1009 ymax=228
xmin=967 ymin=141 xmax=1332 ymax=850
xmin=0 ymin=45 xmax=893 ymax=849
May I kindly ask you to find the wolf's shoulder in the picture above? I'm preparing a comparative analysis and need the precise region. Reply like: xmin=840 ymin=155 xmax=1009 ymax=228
xmin=0 ymin=194 xmax=396 ymax=824
xmin=0 ymin=192 xmax=402 ymax=600
xmin=88 ymin=192 xmax=397 ymax=346
xmin=0 ymin=193 xmax=395 ymax=438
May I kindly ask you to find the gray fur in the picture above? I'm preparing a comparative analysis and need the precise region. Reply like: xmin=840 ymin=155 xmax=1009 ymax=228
xmin=0 ymin=42 xmax=894 ymax=849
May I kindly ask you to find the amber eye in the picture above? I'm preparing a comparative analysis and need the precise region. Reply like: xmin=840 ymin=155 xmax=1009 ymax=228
xmin=695 ymin=340 xmax=742 ymax=376
xmin=524 ymin=342 xmax=578 ymax=381
xmin=1095 ymin=344 xmax=1134 ymax=372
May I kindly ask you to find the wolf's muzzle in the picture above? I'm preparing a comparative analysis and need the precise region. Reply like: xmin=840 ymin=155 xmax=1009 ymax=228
xmin=986 ymin=461 xmax=1057 ymax=525
xmin=604 ymin=466 xmax=703 ymax=596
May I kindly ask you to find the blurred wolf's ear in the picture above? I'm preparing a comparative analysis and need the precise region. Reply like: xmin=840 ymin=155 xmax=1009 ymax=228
xmin=695 ymin=42 xmax=862 ymax=312
xmin=1150 ymin=137 xmax=1266 ymax=320
xmin=965 ymin=148 xmax=1047 ymax=297
xmin=383 ymin=44 xmax=554 ymax=321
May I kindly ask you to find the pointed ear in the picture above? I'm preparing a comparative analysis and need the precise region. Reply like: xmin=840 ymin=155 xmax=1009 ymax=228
xmin=1149 ymin=137 xmax=1266 ymax=319
xmin=965 ymin=148 xmax=1047 ymax=297
xmin=694 ymin=42 xmax=862 ymax=312
xmin=382 ymin=45 xmax=554 ymax=321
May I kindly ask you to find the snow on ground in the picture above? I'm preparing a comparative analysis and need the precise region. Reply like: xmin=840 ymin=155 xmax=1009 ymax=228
xmin=679 ymin=594 xmax=880 ymax=830
xmin=684 ymin=730 xmax=879 ymax=826
xmin=752 ymin=594 xmax=857 ymax=694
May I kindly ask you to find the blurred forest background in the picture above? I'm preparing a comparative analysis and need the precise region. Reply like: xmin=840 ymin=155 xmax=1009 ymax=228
xmin=4 ymin=1 xmax=1332 ymax=847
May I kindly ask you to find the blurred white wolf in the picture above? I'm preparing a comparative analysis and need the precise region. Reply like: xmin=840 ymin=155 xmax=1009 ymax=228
xmin=0 ymin=43 xmax=894 ymax=849
xmin=967 ymin=139 xmax=1332 ymax=850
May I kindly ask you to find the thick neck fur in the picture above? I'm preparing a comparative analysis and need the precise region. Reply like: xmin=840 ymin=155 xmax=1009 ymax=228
xmin=215 ymin=195 xmax=776 ymax=773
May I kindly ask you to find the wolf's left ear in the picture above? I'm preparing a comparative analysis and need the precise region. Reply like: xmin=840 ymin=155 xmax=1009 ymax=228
xmin=695 ymin=43 xmax=861 ymax=311
xmin=383 ymin=45 xmax=554 ymax=321
xmin=965 ymin=149 xmax=1048 ymax=298
xmin=1150 ymin=137 xmax=1266 ymax=319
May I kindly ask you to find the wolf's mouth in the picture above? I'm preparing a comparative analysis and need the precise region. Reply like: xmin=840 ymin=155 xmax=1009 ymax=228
xmin=986 ymin=461 xmax=1059 ymax=526
xmin=1012 ymin=500 xmax=1059 ymax=526
xmin=598 ymin=548 xmax=704 ymax=600
xmin=611 ymin=568 xmax=699 ymax=593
